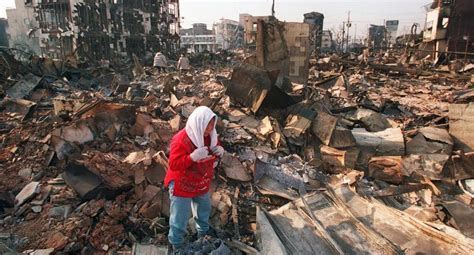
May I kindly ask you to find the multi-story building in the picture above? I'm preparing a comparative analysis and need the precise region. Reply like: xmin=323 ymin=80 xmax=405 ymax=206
xmin=0 ymin=18 xmax=9 ymax=47
xmin=385 ymin=20 xmax=399 ymax=46
xmin=5 ymin=0 xmax=41 ymax=54
xmin=239 ymin=13 xmax=271 ymax=46
xmin=214 ymin=19 xmax=244 ymax=50
xmin=303 ymin=12 xmax=325 ymax=52
xmin=321 ymin=30 xmax=334 ymax=52
xmin=423 ymin=0 xmax=474 ymax=59
xmin=368 ymin=24 xmax=387 ymax=50
xmin=7 ymin=0 xmax=180 ymax=61
xmin=180 ymin=23 xmax=217 ymax=53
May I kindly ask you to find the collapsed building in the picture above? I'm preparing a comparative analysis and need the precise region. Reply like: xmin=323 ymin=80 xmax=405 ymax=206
xmin=7 ymin=0 xmax=181 ymax=61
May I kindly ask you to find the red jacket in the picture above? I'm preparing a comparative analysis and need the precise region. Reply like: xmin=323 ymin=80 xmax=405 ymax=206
xmin=164 ymin=129 xmax=218 ymax=197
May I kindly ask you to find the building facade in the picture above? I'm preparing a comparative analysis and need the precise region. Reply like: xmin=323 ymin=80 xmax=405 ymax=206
xmin=214 ymin=19 xmax=244 ymax=50
xmin=368 ymin=24 xmax=387 ymax=50
xmin=180 ymin=23 xmax=217 ymax=53
xmin=0 ymin=18 xmax=9 ymax=47
xmin=239 ymin=13 xmax=271 ymax=46
xmin=385 ymin=20 xmax=399 ymax=46
xmin=303 ymin=12 xmax=324 ymax=52
xmin=7 ymin=0 xmax=180 ymax=61
xmin=321 ymin=30 xmax=334 ymax=52
xmin=423 ymin=0 xmax=474 ymax=59
xmin=5 ymin=0 xmax=41 ymax=54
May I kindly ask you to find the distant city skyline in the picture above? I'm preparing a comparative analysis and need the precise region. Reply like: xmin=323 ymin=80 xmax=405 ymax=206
xmin=1 ymin=0 xmax=430 ymax=38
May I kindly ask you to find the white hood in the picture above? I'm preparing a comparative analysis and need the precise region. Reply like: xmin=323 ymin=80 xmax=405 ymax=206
xmin=185 ymin=106 xmax=218 ymax=149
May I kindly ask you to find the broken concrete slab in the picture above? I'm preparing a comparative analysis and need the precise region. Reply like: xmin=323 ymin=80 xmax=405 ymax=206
xmin=419 ymin=127 xmax=453 ymax=145
xmin=131 ymin=243 xmax=168 ymax=255
xmin=402 ymin=154 xmax=450 ymax=180
xmin=449 ymin=104 xmax=474 ymax=152
xmin=15 ymin=182 xmax=40 ymax=206
xmin=283 ymin=108 xmax=315 ymax=138
xmin=407 ymin=133 xmax=452 ymax=155
xmin=266 ymin=191 xmax=401 ymax=254
xmin=257 ymin=116 xmax=273 ymax=137
xmin=6 ymin=74 xmax=42 ymax=99
xmin=52 ymin=98 xmax=86 ymax=116
xmin=444 ymin=152 xmax=474 ymax=180
xmin=27 ymin=248 xmax=55 ymax=255
xmin=226 ymin=64 xmax=296 ymax=113
xmin=254 ymin=159 xmax=305 ymax=192
xmin=333 ymin=186 xmax=474 ymax=254
xmin=48 ymin=205 xmax=72 ymax=219
xmin=82 ymin=153 xmax=134 ymax=190
xmin=352 ymin=127 xmax=405 ymax=156
xmin=439 ymin=200 xmax=474 ymax=239
xmin=256 ymin=207 xmax=288 ymax=255
xmin=63 ymin=163 xmax=105 ymax=200
xmin=227 ymin=109 xmax=247 ymax=123
xmin=221 ymin=153 xmax=252 ymax=182
xmin=368 ymin=156 xmax=404 ymax=184
xmin=320 ymin=145 xmax=359 ymax=170
xmin=372 ymin=183 xmax=430 ymax=197
xmin=144 ymin=151 xmax=168 ymax=185
xmin=352 ymin=108 xmax=391 ymax=132
xmin=311 ymin=111 xmax=337 ymax=145
xmin=329 ymin=127 xmax=357 ymax=148
xmin=0 ymin=98 xmax=36 ymax=120
xmin=256 ymin=175 xmax=299 ymax=200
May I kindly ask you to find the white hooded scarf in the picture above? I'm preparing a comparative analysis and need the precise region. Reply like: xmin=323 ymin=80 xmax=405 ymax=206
xmin=185 ymin=106 xmax=218 ymax=149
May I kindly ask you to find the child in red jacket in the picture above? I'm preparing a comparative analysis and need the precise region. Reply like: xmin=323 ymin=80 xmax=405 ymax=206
xmin=164 ymin=106 xmax=225 ymax=252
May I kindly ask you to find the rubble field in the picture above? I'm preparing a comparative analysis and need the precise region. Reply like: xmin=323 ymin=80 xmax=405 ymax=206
xmin=0 ymin=43 xmax=474 ymax=255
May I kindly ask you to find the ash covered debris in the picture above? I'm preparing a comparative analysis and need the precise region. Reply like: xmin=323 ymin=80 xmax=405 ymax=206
xmin=0 ymin=2 xmax=474 ymax=255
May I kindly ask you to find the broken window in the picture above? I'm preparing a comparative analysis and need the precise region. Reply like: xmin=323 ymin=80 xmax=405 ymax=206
xmin=442 ymin=17 xmax=449 ymax=28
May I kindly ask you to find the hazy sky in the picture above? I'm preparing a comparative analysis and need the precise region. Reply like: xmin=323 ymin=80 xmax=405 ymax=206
xmin=1 ymin=0 xmax=430 ymax=37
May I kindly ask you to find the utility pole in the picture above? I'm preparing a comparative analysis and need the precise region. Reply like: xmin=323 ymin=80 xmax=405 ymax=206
xmin=272 ymin=0 xmax=275 ymax=17
xmin=346 ymin=11 xmax=351 ymax=52
xmin=354 ymin=24 xmax=357 ymax=44
xmin=342 ymin=21 xmax=346 ymax=53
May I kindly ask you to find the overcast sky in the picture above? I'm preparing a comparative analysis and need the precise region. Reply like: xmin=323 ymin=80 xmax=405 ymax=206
xmin=1 ymin=0 xmax=430 ymax=37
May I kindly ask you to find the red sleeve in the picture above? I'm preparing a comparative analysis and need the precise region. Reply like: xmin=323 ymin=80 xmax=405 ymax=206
xmin=168 ymin=136 xmax=193 ymax=171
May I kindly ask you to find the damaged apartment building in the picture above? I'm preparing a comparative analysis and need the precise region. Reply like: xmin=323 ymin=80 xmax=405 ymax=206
xmin=7 ymin=0 xmax=180 ymax=61
xmin=422 ymin=0 xmax=474 ymax=60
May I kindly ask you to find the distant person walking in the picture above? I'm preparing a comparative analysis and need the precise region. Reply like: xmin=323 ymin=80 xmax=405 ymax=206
xmin=177 ymin=53 xmax=191 ymax=73
xmin=153 ymin=51 xmax=168 ymax=73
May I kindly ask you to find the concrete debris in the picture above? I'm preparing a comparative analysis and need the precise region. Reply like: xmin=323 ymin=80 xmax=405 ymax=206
xmin=131 ymin=243 xmax=168 ymax=255
xmin=352 ymin=127 xmax=405 ymax=156
xmin=15 ymin=182 xmax=40 ymax=206
xmin=6 ymin=74 xmax=42 ymax=99
xmin=1 ymin=10 xmax=474 ymax=254
xmin=449 ymin=104 xmax=474 ymax=152
xmin=221 ymin=153 xmax=252 ymax=182
xmin=311 ymin=110 xmax=338 ymax=145
xmin=407 ymin=127 xmax=453 ymax=155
